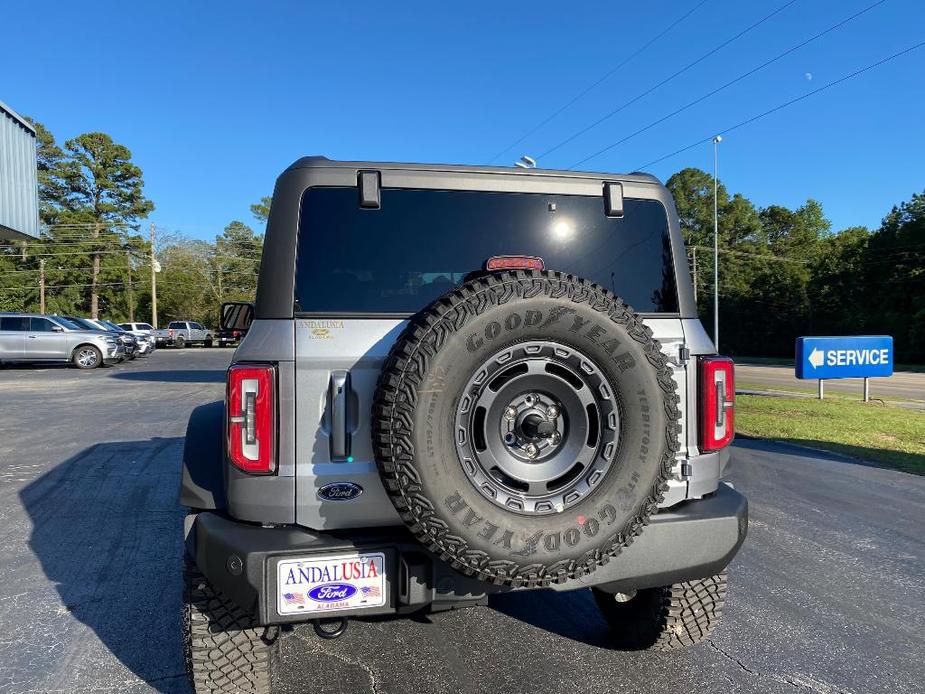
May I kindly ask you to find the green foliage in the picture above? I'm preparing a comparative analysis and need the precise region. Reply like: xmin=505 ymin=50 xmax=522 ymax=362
xmin=250 ymin=196 xmax=272 ymax=223
xmin=156 ymin=221 xmax=263 ymax=328
xmin=2 ymin=123 xmax=923 ymax=361
xmin=668 ymin=167 xmax=925 ymax=363
xmin=737 ymin=394 xmax=925 ymax=474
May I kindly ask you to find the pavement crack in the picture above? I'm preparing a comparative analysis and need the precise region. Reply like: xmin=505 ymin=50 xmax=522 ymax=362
xmin=709 ymin=643 xmax=854 ymax=694
xmin=295 ymin=631 xmax=384 ymax=694
xmin=709 ymin=642 xmax=757 ymax=675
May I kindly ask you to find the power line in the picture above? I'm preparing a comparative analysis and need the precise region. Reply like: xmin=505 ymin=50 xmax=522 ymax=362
xmin=536 ymin=0 xmax=800 ymax=162
xmin=635 ymin=39 xmax=925 ymax=170
xmin=0 ymin=281 xmax=142 ymax=292
xmin=570 ymin=0 xmax=886 ymax=168
xmin=486 ymin=0 xmax=712 ymax=164
xmin=689 ymin=245 xmax=811 ymax=264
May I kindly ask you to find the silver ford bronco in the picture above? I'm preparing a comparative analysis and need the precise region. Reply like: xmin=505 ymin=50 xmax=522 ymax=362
xmin=180 ymin=157 xmax=747 ymax=693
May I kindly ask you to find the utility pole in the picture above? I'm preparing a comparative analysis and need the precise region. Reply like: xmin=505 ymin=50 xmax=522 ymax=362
xmin=150 ymin=222 xmax=158 ymax=328
xmin=712 ymin=136 xmax=722 ymax=351
xmin=126 ymin=249 xmax=134 ymax=322
xmin=39 ymin=258 xmax=45 ymax=313
xmin=91 ymin=222 xmax=101 ymax=319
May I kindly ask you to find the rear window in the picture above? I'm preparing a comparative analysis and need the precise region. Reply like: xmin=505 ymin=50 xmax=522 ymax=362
xmin=168 ymin=322 xmax=184 ymax=329
xmin=294 ymin=187 xmax=678 ymax=314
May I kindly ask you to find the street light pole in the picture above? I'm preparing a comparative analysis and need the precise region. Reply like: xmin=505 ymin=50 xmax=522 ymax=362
xmin=712 ymin=135 xmax=722 ymax=351
xmin=150 ymin=222 xmax=158 ymax=328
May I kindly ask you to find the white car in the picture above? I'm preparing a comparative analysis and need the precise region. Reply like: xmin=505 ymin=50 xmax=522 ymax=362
xmin=118 ymin=322 xmax=159 ymax=354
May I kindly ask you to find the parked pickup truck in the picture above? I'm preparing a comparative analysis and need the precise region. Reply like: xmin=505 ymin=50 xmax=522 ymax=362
xmin=166 ymin=320 xmax=213 ymax=348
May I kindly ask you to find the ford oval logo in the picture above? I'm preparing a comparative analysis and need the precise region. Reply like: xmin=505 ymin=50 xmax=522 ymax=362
xmin=318 ymin=482 xmax=363 ymax=502
xmin=308 ymin=583 xmax=357 ymax=602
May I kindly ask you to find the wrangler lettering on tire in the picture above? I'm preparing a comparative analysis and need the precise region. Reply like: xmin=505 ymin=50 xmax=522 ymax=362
xmin=373 ymin=270 xmax=681 ymax=588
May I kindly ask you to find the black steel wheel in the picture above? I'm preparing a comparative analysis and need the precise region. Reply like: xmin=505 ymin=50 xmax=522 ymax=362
xmin=455 ymin=340 xmax=619 ymax=516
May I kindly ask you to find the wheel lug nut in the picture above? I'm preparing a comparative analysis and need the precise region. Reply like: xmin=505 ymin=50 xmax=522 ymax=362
xmin=524 ymin=443 xmax=539 ymax=459
xmin=546 ymin=405 xmax=559 ymax=419
xmin=503 ymin=406 xmax=517 ymax=420
xmin=550 ymin=432 xmax=561 ymax=444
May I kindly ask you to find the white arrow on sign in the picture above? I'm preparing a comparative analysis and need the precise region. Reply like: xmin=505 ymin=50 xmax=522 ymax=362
xmin=808 ymin=348 xmax=825 ymax=368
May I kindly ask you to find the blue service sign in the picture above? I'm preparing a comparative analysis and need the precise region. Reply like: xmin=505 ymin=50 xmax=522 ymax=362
xmin=795 ymin=335 xmax=893 ymax=380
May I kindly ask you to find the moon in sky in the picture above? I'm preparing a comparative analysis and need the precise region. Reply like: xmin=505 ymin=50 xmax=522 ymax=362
xmin=805 ymin=72 xmax=813 ymax=81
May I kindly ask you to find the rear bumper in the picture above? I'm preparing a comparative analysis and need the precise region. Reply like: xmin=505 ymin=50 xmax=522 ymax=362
xmin=185 ymin=483 xmax=747 ymax=625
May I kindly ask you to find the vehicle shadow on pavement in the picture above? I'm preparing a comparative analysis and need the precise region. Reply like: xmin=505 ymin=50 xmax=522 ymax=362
xmin=111 ymin=369 xmax=226 ymax=383
xmin=488 ymin=588 xmax=615 ymax=648
xmin=19 ymin=438 xmax=191 ymax=693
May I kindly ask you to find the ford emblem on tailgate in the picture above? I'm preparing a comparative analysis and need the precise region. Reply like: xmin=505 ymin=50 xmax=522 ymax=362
xmin=317 ymin=482 xmax=363 ymax=502
xmin=308 ymin=583 xmax=358 ymax=602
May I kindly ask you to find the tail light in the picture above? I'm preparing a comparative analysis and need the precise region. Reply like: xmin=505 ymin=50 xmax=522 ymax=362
xmin=226 ymin=363 xmax=276 ymax=473
xmin=168 ymin=329 xmax=174 ymax=337
xmin=700 ymin=356 xmax=735 ymax=451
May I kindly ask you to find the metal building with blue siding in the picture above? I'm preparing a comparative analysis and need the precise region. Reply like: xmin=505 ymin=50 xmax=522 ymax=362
xmin=0 ymin=99 xmax=39 ymax=239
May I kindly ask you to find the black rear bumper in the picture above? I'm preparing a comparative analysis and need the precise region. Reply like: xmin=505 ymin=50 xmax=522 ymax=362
xmin=185 ymin=483 xmax=747 ymax=625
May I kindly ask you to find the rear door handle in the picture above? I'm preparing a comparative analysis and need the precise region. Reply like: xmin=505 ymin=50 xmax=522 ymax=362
xmin=329 ymin=370 xmax=352 ymax=461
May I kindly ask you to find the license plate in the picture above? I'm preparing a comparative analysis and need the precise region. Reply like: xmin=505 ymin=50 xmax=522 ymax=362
xmin=276 ymin=552 xmax=386 ymax=616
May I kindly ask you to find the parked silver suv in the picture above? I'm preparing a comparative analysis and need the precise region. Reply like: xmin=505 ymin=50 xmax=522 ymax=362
xmin=180 ymin=157 xmax=746 ymax=693
xmin=0 ymin=313 xmax=123 ymax=369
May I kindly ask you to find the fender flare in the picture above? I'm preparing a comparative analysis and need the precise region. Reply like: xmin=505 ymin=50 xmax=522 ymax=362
xmin=180 ymin=401 xmax=226 ymax=510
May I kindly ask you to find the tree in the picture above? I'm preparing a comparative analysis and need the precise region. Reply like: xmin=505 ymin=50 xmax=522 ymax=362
xmin=860 ymin=190 xmax=925 ymax=361
xmin=209 ymin=220 xmax=262 ymax=306
xmin=23 ymin=117 xmax=67 ymax=225
xmin=251 ymin=196 xmax=272 ymax=223
xmin=58 ymin=133 xmax=154 ymax=317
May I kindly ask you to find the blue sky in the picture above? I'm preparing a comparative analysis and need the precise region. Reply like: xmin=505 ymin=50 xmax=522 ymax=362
xmin=2 ymin=0 xmax=923 ymax=240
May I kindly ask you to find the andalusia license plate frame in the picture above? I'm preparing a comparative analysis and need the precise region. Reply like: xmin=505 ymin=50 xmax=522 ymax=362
xmin=276 ymin=551 xmax=387 ymax=616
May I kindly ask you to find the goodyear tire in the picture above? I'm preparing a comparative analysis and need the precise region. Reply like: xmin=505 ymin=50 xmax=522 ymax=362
xmin=592 ymin=571 xmax=728 ymax=650
xmin=184 ymin=557 xmax=278 ymax=694
xmin=176 ymin=335 xmax=186 ymax=349
xmin=373 ymin=271 xmax=680 ymax=588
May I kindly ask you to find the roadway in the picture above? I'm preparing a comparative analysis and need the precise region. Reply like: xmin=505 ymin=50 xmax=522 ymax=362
xmin=0 ymin=349 xmax=922 ymax=693
xmin=736 ymin=363 xmax=925 ymax=403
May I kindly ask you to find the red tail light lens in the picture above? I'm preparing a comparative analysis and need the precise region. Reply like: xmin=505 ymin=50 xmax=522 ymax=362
xmin=700 ymin=356 xmax=735 ymax=451
xmin=226 ymin=364 xmax=276 ymax=473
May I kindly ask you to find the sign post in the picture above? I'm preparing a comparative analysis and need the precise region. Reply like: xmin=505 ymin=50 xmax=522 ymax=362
xmin=795 ymin=336 xmax=893 ymax=400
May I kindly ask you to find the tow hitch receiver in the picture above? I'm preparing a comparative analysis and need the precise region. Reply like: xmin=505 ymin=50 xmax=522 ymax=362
xmin=313 ymin=617 xmax=349 ymax=639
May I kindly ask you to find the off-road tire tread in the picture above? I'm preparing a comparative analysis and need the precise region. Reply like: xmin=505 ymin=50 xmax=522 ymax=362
xmin=184 ymin=558 xmax=278 ymax=694
xmin=594 ymin=571 xmax=727 ymax=650
xmin=372 ymin=270 xmax=681 ymax=588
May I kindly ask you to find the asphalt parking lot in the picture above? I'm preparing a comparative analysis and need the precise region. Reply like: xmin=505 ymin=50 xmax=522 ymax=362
xmin=0 ymin=349 xmax=923 ymax=694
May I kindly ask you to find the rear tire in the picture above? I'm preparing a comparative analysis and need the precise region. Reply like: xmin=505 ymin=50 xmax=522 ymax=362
xmin=184 ymin=557 xmax=278 ymax=694
xmin=72 ymin=345 xmax=102 ymax=370
xmin=592 ymin=571 xmax=727 ymax=650
xmin=176 ymin=336 xmax=186 ymax=349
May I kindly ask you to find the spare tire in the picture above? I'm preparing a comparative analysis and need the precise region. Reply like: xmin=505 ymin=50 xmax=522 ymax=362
xmin=373 ymin=270 xmax=680 ymax=588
